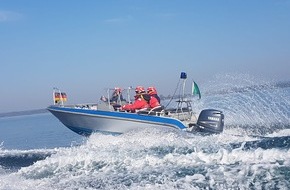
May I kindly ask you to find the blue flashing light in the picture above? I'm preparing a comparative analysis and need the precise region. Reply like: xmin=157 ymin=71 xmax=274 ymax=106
xmin=180 ymin=72 xmax=187 ymax=79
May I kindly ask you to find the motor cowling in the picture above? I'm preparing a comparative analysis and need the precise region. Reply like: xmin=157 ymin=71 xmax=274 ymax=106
xmin=194 ymin=109 xmax=224 ymax=134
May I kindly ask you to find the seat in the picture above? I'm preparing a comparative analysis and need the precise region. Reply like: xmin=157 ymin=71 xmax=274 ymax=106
xmin=148 ymin=105 xmax=164 ymax=115
xmin=136 ymin=108 xmax=150 ymax=115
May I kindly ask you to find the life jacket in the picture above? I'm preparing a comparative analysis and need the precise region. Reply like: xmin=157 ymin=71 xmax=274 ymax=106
xmin=141 ymin=94 xmax=160 ymax=108
xmin=152 ymin=94 xmax=161 ymax=104
xmin=142 ymin=94 xmax=151 ymax=103
xmin=122 ymin=94 xmax=149 ymax=112
xmin=148 ymin=96 xmax=160 ymax=108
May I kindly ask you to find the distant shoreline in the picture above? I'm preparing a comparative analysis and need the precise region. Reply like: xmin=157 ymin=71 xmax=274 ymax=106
xmin=0 ymin=109 xmax=48 ymax=118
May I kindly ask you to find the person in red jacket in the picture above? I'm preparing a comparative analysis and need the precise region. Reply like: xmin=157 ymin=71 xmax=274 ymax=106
xmin=146 ymin=86 xmax=161 ymax=108
xmin=121 ymin=86 xmax=149 ymax=112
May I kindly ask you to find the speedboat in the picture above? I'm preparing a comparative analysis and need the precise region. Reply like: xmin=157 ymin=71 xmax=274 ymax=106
xmin=47 ymin=72 xmax=224 ymax=136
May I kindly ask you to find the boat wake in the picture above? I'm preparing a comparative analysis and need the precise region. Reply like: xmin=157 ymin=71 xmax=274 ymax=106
xmin=1 ymin=126 xmax=290 ymax=189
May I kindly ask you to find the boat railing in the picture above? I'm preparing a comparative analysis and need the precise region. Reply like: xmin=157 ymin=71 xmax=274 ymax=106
xmin=137 ymin=105 xmax=165 ymax=116
xmin=161 ymin=98 xmax=194 ymax=121
xmin=104 ymin=87 xmax=133 ymax=111
xmin=74 ymin=103 xmax=98 ymax=110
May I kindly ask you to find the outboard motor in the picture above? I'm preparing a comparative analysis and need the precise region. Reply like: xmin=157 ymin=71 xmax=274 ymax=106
xmin=193 ymin=109 xmax=224 ymax=134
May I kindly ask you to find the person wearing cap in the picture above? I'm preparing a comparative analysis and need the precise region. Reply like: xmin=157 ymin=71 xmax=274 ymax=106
xmin=146 ymin=87 xmax=161 ymax=108
xmin=110 ymin=87 xmax=126 ymax=104
xmin=121 ymin=86 xmax=149 ymax=112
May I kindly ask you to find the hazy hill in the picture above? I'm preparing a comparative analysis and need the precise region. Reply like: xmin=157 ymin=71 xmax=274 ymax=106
xmin=0 ymin=109 xmax=48 ymax=118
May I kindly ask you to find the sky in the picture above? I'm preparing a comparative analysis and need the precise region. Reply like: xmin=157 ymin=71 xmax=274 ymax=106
xmin=0 ymin=0 xmax=290 ymax=113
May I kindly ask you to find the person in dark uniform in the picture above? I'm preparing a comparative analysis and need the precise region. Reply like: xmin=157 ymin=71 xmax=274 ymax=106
xmin=110 ymin=87 xmax=126 ymax=104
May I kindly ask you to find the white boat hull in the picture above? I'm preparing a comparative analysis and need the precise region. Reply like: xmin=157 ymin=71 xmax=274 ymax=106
xmin=48 ymin=106 xmax=187 ymax=135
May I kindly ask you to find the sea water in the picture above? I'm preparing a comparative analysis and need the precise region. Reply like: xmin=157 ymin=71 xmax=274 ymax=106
xmin=0 ymin=76 xmax=290 ymax=190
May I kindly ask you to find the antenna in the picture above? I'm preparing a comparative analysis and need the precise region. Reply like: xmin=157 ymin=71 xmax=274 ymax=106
xmin=107 ymin=88 xmax=111 ymax=110
xmin=127 ymin=86 xmax=132 ymax=103
xmin=53 ymin=87 xmax=57 ymax=105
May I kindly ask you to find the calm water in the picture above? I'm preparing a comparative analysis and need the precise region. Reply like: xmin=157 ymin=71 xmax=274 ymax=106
xmin=0 ymin=77 xmax=290 ymax=189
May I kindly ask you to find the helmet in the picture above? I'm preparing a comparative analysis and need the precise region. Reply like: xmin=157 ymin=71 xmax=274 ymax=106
xmin=147 ymin=86 xmax=157 ymax=95
xmin=135 ymin=86 xmax=145 ymax=94
xmin=114 ymin=87 xmax=121 ymax=93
